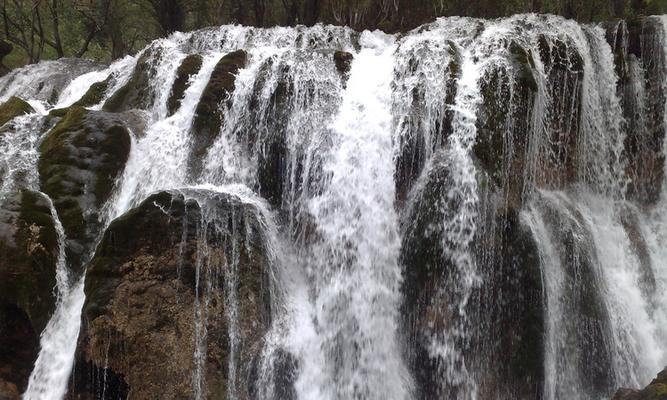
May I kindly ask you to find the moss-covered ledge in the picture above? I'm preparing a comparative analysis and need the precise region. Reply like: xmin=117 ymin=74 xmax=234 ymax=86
xmin=38 ymin=106 xmax=131 ymax=272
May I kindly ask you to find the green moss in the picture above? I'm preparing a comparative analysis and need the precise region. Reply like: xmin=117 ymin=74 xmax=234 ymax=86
xmin=40 ymin=107 xmax=87 ymax=166
xmin=648 ymin=383 xmax=667 ymax=397
xmin=102 ymin=82 xmax=132 ymax=112
xmin=73 ymin=77 xmax=112 ymax=108
xmin=47 ymin=107 xmax=70 ymax=118
xmin=37 ymin=106 xmax=131 ymax=270
xmin=103 ymin=49 xmax=155 ymax=112
xmin=93 ymin=124 xmax=132 ymax=206
xmin=0 ymin=96 xmax=34 ymax=126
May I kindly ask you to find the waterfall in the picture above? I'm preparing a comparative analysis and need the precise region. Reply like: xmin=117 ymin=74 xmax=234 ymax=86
xmin=1 ymin=12 xmax=667 ymax=400
xmin=23 ymin=212 xmax=85 ymax=400
xmin=0 ymin=114 xmax=47 ymax=202
xmin=292 ymin=31 xmax=411 ymax=400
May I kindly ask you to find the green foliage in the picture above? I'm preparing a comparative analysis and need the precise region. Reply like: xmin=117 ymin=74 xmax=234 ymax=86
xmin=1 ymin=0 xmax=665 ymax=68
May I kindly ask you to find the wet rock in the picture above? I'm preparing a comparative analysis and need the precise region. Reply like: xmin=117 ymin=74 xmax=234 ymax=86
xmin=533 ymin=191 xmax=616 ymax=397
xmin=0 ymin=304 xmax=39 ymax=400
xmin=248 ymin=348 xmax=298 ymax=400
xmin=535 ymin=34 xmax=585 ymax=189
xmin=475 ymin=39 xmax=538 ymax=210
xmin=38 ymin=107 xmax=131 ymax=272
xmin=167 ymin=54 xmax=203 ymax=116
xmin=74 ymin=189 xmax=273 ymax=399
xmin=610 ymin=17 xmax=667 ymax=205
xmin=0 ymin=190 xmax=58 ymax=331
xmin=394 ymin=41 xmax=460 ymax=205
xmin=619 ymin=204 xmax=655 ymax=297
xmin=0 ymin=96 xmax=34 ymax=126
xmin=103 ymin=48 xmax=159 ymax=113
xmin=253 ymin=59 xmax=291 ymax=209
xmin=0 ymin=190 xmax=59 ymax=396
xmin=73 ymin=77 xmax=112 ymax=108
xmin=613 ymin=368 xmax=667 ymax=400
xmin=400 ymin=150 xmax=544 ymax=399
xmin=119 ymin=109 xmax=149 ymax=138
xmin=190 ymin=50 xmax=247 ymax=175
xmin=333 ymin=51 xmax=353 ymax=84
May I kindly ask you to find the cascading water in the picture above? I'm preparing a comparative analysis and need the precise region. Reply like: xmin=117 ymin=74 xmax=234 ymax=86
xmin=2 ymin=12 xmax=667 ymax=400
xmin=0 ymin=114 xmax=48 ymax=202
xmin=295 ymin=31 xmax=411 ymax=400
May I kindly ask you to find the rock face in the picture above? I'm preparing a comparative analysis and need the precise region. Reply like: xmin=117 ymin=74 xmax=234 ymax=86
xmin=73 ymin=77 xmax=111 ymax=108
xmin=38 ymin=107 xmax=131 ymax=271
xmin=167 ymin=54 xmax=203 ymax=115
xmin=400 ymin=151 xmax=544 ymax=400
xmin=606 ymin=17 xmax=667 ymax=205
xmin=613 ymin=368 xmax=667 ymax=400
xmin=103 ymin=48 xmax=159 ymax=113
xmin=474 ymin=39 xmax=538 ymax=210
xmin=190 ymin=50 xmax=247 ymax=174
xmin=73 ymin=190 xmax=273 ymax=399
xmin=0 ymin=190 xmax=59 ymax=398
xmin=0 ymin=96 xmax=34 ymax=126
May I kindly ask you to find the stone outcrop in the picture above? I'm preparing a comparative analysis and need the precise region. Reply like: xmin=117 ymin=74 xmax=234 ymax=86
xmin=0 ymin=190 xmax=59 ymax=398
xmin=0 ymin=40 xmax=13 ymax=77
xmin=38 ymin=107 xmax=131 ymax=271
xmin=73 ymin=77 xmax=112 ymax=108
xmin=167 ymin=54 xmax=203 ymax=115
xmin=605 ymin=17 xmax=667 ymax=205
xmin=399 ymin=150 xmax=544 ymax=400
xmin=0 ymin=96 xmax=34 ymax=126
xmin=103 ymin=47 xmax=159 ymax=113
xmin=72 ymin=189 xmax=273 ymax=399
xmin=189 ymin=50 xmax=247 ymax=175
xmin=613 ymin=368 xmax=667 ymax=400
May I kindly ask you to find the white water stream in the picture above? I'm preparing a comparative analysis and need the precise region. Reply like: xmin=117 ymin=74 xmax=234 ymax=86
xmin=0 ymin=13 xmax=665 ymax=400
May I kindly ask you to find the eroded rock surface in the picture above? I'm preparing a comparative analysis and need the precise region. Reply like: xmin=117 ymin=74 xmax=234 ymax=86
xmin=73 ymin=189 xmax=273 ymax=399
xmin=0 ymin=190 xmax=59 ymax=397
xmin=38 ymin=107 xmax=131 ymax=271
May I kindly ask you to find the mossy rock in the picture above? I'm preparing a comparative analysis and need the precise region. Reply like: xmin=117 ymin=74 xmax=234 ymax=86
xmin=77 ymin=189 xmax=273 ymax=399
xmin=167 ymin=54 xmax=203 ymax=116
xmin=0 ymin=190 xmax=58 ymax=395
xmin=73 ymin=76 xmax=112 ymax=108
xmin=0 ymin=189 xmax=58 ymax=332
xmin=47 ymin=107 xmax=70 ymax=118
xmin=0 ymin=96 xmax=34 ymax=126
xmin=38 ymin=106 xmax=131 ymax=272
xmin=613 ymin=368 xmax=667 ymax=400
xmin=190 ymin=50 xmax=247 ymax=175
xmin=103 ymin=48 xmax=157 ymax=113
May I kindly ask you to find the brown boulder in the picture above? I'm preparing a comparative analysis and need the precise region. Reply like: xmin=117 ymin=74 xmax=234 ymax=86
xmin=73 ymin=189 xmax=274 ymax=399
